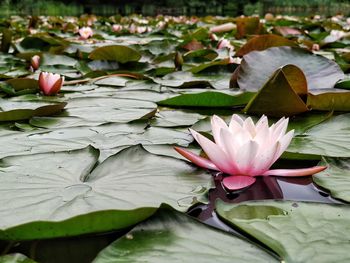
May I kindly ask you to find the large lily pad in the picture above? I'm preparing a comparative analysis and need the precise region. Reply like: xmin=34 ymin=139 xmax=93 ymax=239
xmin=64 ymin=97 xmax=157 ymax=123
xmin=313 ymin=157 xmax=350 ymax=202
xmin=288 ymin=113 xmax=350 ymax=157
xmin=236 ymin=34 xmax=297 ymax=57
xmin=0 ymin=98 xmax=67 ymax=121
xmin=307 ymin=90 xmax=350 ymax=111
xmin=0 ymin=145 xmax=212 ymax=240
xmin=93 ymin=208 xmax=278 ymax=263
xmin=244 ymin=65 xmax=309 ymax=117
xmin=236 ymin=46 xmax=344 ymax=91
xmin=89 ymin=45 xmax=141 ymax=63
xmin=216 ymin=200 xmax=350 ymax=263
xmin=158 ymin=91 xmax=255 ymax=108
xmin=0 ymin=122 xmax=192 ymax=160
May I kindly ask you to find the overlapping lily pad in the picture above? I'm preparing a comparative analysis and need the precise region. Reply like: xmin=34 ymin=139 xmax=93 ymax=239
xmin=93 ymin=208 xmax=278 ymax=263
xmin=236 ymin=46 xmax=344 ymax=91
xmin=0 ymin=97 xmax=67 ymax=121
xmin=313 ymin=157 xmax=350 ymax=202
xmin=288 ymin=113 xmax=350 ymax=157
xmin=0 ymin=145 xmax=212 ymax=240
xmin=216 ymin=200 xmax=350 ymax=263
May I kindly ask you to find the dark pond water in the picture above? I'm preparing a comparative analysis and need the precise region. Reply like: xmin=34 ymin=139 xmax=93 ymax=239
xmin=188 ymin=174 xmax=342 ymax=234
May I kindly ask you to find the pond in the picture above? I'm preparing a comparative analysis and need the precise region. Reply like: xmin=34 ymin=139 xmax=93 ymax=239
xmin=0 ymin=13 xmax=349 ymax=263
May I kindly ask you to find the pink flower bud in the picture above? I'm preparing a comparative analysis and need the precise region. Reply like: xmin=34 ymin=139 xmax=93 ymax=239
xmin=39 ymin=72 xmax=64 ymax=96
xmin=30 ymin=55 xmax=40 ymax=71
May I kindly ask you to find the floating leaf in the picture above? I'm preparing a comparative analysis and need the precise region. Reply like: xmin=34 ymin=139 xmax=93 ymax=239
xmin=288 ymin=113 xmax=350 ymax=157
xmin=216 ymin=200 xmax=350 ymax=263
xmin=307 ymin=90 xmax=350 ymax=111
xmin=313 ymin=157 xmax=350 ymax=202
xmin=0 ymin=98 xmax=66 ymax=121
xmin=89 ymin=45 xmax=141 ymax=63
xmin=335 ymin=78 xmax=350 ymax=90
xmin=158 ymin=91 xmax=255 ymax=108
xmin=236 ymin=46 xmax=344 ymax=91
xmin=236 ymin=16 xmax=264 ymax=39
xmin=93 ymin=208 xmax=278 ymax=263
xmin=0 ymin=145 xmax=212 ymax=240
xmin=244 ymin=65 xmax=309 ymax=117
xmin=236 ymin=34 xmax=297 ymax=57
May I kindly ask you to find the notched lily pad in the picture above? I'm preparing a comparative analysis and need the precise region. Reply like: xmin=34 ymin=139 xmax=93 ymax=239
xmin=236 ymin=46 xmax=344 ymax=92
xmin=0 ymin=98 xmax=67 ymax=121
xmin=92 ymin=207 xmax=278 ymax=263
xmin=216 ymin=200 xmax=350 ymax=263
xmin=313 ymin=157 xmax=350 ymax=202
xmin=0 ymin=145 xmax=212 ymax=240
xmin=244 ymin=64 xmax=309 ymax=117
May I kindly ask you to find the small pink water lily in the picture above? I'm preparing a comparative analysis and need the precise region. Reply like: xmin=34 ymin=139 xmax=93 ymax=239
xmin=217 ymin=39 xmax=234 ymax=51
xmin=175 ymin=114 xmax=326 ymax=191
xmin=30 ymin=55 xmax=40 ymax=71
xmin=39 ymin=72 xmax=64 ymax=96
xmin=78 ymin=26 xmax=93 ymax=40
xmin=112 ymin=24 xmax=123 ymax=32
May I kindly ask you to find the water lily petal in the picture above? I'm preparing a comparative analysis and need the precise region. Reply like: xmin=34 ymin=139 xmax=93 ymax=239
xmin=189 ymin=129 xmax=234 ymax=175
xmin=211 ymin=115 xmax=228 ymax=147
xmin=220 ymin=129 xmax=240 ymax=174
xmin=50 ymin=77 xmax=64 ymax=95
xmin=256 ymin=115 xmax=268 ymax=130
xmin=243 ymin=117 xmax=256 ymax=138
xmin=174 ymin=146 xmax=219 ymax=171
xmin=234 ymin=140 xmax=259 ymax=174
xmin=47 ymin=73 xmax=61 ymax=88
xmin=271 ymin=117 xmax=289 ymax=140
xmin=262 ymin=166 xmax=327 ymax=176
xmin=254 ymin=119 xmax=270 ymax=146
xmin=250 ymin=141 xmax=281 ymax=175
xmin=229 ymin=114 xmax=244 ymax=130
xmin=273 ymin=130 xmax=294 ymax=162
xmin=222 ymin=175 xmax=256 ymax=190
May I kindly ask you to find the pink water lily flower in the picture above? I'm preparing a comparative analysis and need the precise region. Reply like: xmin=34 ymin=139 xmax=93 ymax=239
xmin=79 ymin=26 xmax=93 ymax=40
xmin=30 ymin=55 xmax=40 ymax=71
xmin=175 ymin=114 xmax=326 ymax=191
xmin=39 ymin=72 xmax=64 ymax=96
xmin=217 ymin=39 xmax=234 ymax=51
xmin=112 ymin=24 xmax=123 ymax=32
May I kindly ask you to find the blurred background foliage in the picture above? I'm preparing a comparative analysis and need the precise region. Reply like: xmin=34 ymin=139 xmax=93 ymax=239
xmin=0 ymin=0 xmax=349 ymax=17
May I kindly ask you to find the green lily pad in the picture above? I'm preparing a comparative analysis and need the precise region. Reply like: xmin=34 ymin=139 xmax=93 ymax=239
xmin=236 ymin=16 xmax=264 ymax=39
xmin=216 ymin=200 xmax=350 ymax=263
xmin=89 ymin=45 xmax=141 ymax=63
xmin=313 ymin=157 xmax=350 ymax=202
xmin=158 ymin=91 xmax=255 ymax=108
xmin=92 ymin=208 xmax=278 ymax=263
xmin=150 ymin=110 xmax=206 ymax=127
xmin=0 ymin=145 xmax=212 ymax=240
xmin=236 ymin=34 xmax=298 ymax=57
xmin=64 ymin=97 xmax=157 ymax=123
xmin=0 ymin=98 xmax=67 ymax=121
xmin=236 ymin=46 xmax=344 ymax=91
xmin=0 ymin=254 xmax=36 ymax=263
xmin=244 ymin=64 xmax=309 ymax=117
xmin=288 ymin=113 xmax=350 ymax=157
xmin=307 ymin=90 xmax=350 ymax=111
